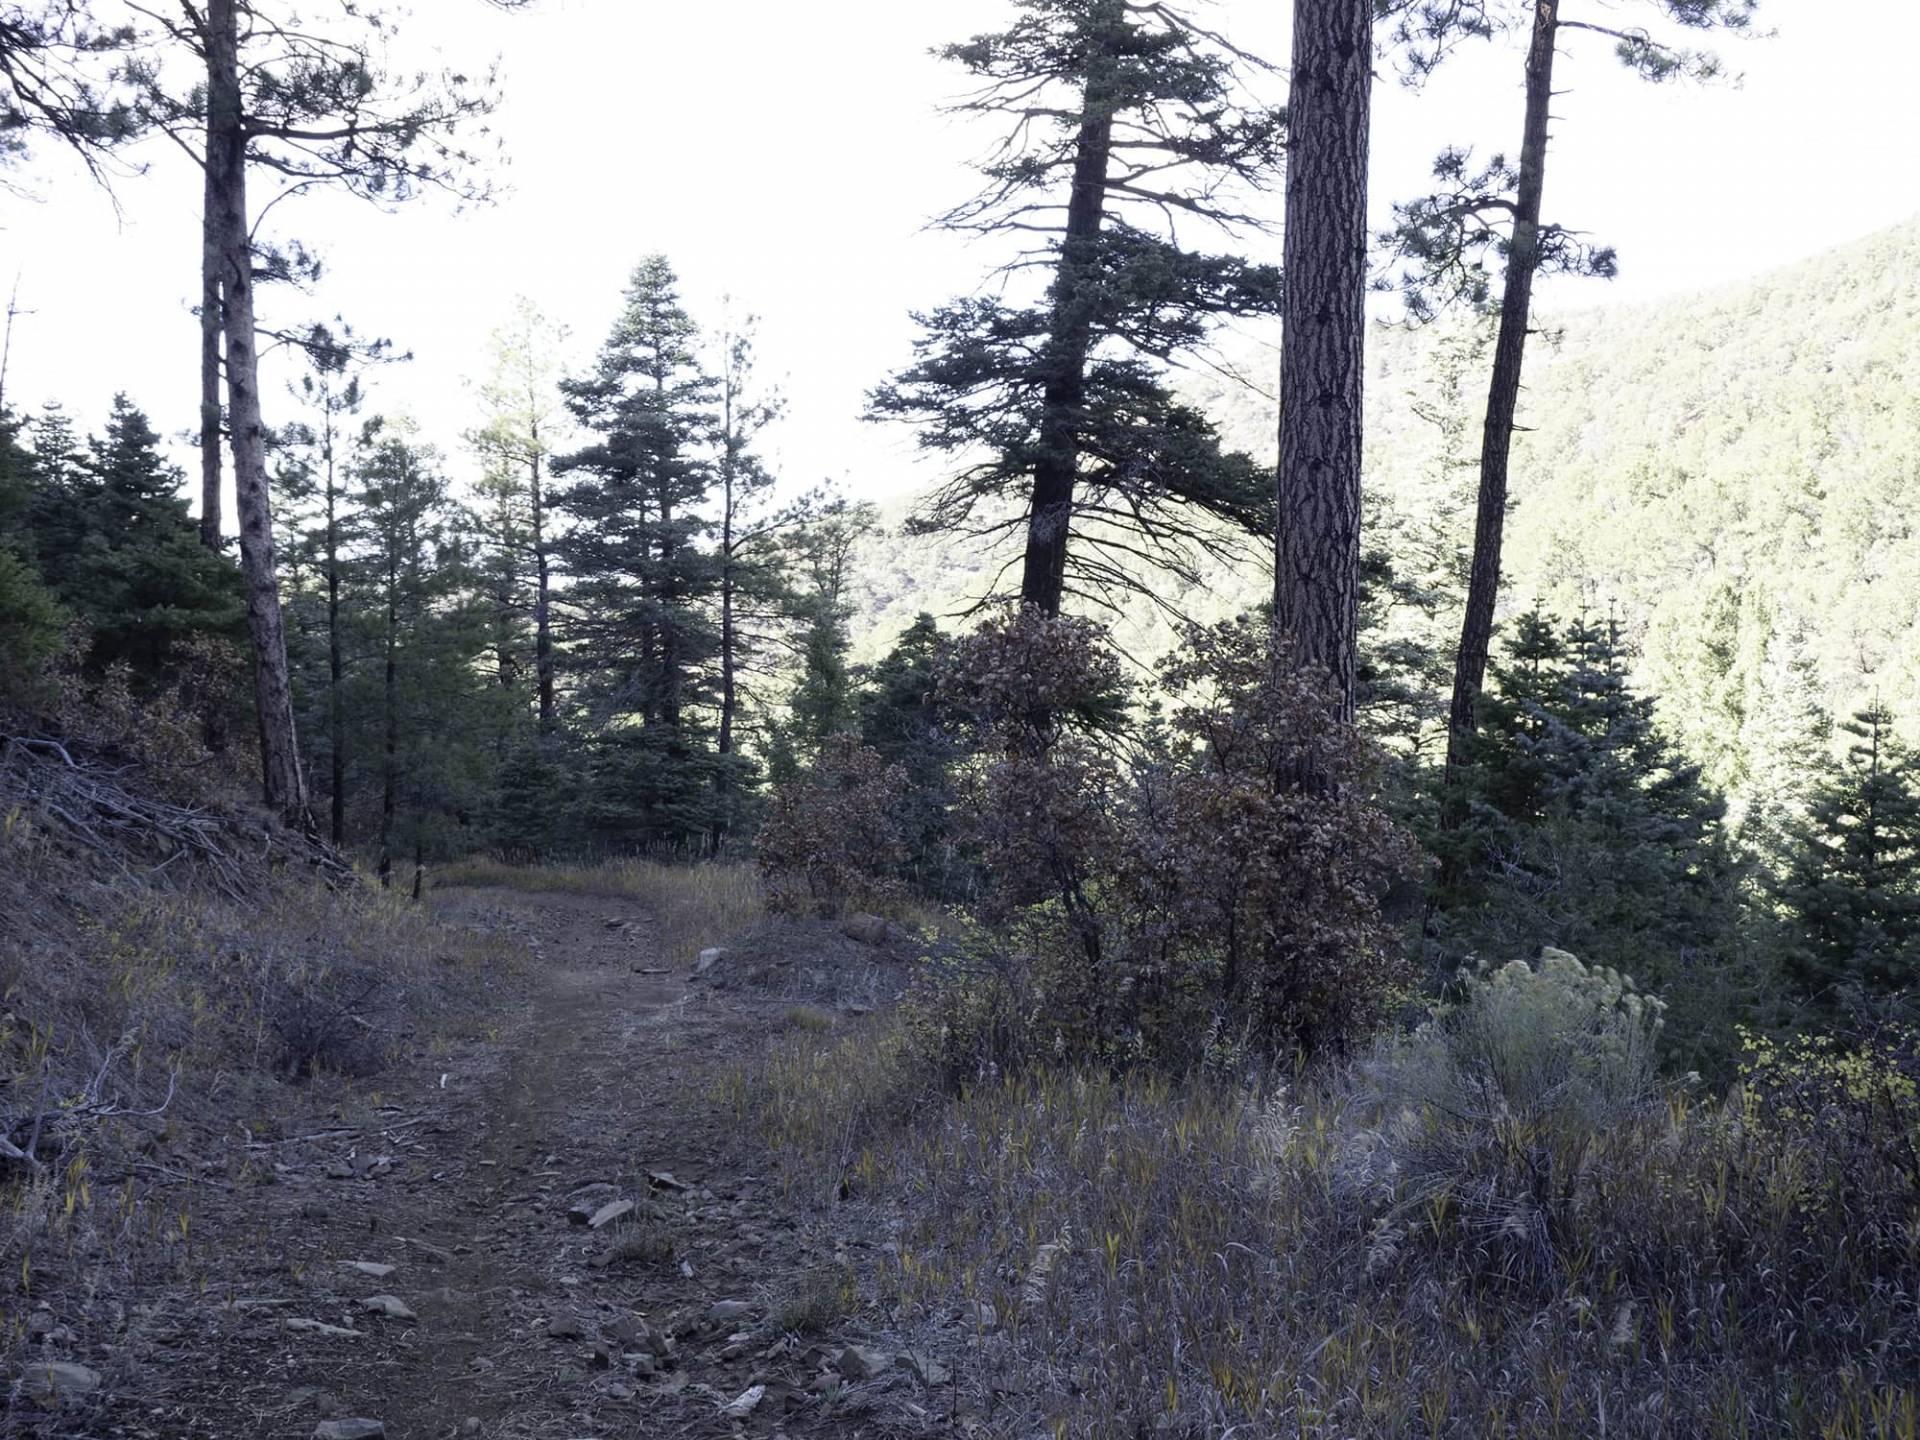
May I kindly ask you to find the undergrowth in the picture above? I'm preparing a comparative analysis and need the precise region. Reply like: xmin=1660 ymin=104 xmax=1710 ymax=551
xmin=744 ymin=955 xmax=1920 ymax=1439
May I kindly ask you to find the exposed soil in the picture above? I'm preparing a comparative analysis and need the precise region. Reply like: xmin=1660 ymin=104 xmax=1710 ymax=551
xmin=12 ymin=887 xmax=949 ymax=1439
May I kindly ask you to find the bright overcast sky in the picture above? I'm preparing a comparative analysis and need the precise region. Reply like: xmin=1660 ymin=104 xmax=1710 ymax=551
xmin=1 ymin=0 xmax=1916 ymax=513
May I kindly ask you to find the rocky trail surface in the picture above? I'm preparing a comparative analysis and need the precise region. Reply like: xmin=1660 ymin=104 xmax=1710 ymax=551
xmin=15 ymin=887 xmax=955 ymax=1439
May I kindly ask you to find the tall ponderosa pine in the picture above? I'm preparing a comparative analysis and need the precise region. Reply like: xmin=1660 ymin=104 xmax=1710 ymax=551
xmin=710 ymin=315 xmax=795 ymax=841
xmin=870 ymin=0 xmax=1284 ymax=615
xmin=1375 ymin=0 xmax=1757 ymax=780
xmin=125 ymin=0 xmax=514 ymax=825
xmin=1274 ymin=0 xmax=1374 ymax=718
xmin=1776 ymin=704 xmax=1920 ymax=1016
xmin=556 ymin=256 xmax=722 ymax=849
xmin=0 ymin=3 xmax=140 ymax=182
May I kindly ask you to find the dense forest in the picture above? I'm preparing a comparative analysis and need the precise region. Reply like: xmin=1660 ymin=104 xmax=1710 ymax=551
xmin=3 ymin=1 xmax=1917 ymax=1437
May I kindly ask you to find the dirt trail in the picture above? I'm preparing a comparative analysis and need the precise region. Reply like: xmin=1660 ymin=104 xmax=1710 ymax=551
xmin=75 ymin=886 xmax=924 ymax=1440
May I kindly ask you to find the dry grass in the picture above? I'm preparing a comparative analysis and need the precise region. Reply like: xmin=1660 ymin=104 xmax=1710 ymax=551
xmin=745 ymin=1017 xmax=1920 ymax=1440
xmin=435 ymin=856 xmax=765 ymax=967
xmin=1 ymin=751 xmax=523 ymax=1390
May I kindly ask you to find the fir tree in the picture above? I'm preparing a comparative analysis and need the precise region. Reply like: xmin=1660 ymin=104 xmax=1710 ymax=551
xmin=471 ymin=297 xmax=569 ymax=734
xmin=1435 ymin=608 xmax=1751 ymax=1068
xmin=69 ymin=395 xmax=242 ymax=681
xmin=869 ymin=0 xmax=1283 ymax=615
xmin=345 ymin=425 xmax=494 ymax=885
xmin=555 ymin=256 xmax=723 ymax=849
xmin=1776 ymin=704 xmax=1920 ymax=1015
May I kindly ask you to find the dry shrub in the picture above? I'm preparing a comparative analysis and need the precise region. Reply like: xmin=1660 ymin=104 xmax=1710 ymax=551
xmin=755 ymin=734 xmax=907 ymax=918
xmin=929 ymin=610 xmax=1417 ymax=1066
xmin=1133 ymin=616 xmax=1421 ymax=1054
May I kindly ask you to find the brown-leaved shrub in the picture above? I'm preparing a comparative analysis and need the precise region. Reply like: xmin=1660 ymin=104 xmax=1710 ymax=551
xmin=755 ymin=733 xmax=908 ymax=917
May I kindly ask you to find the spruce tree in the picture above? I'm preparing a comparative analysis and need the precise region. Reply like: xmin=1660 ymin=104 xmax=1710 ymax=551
xmin=1435 ymin=608 xmax=1749 ymax=1067
xmin=1776 ymin=704 xmax=1920 ymax=1014
xmin=869 ymin=0 xmax=1283 ymax=615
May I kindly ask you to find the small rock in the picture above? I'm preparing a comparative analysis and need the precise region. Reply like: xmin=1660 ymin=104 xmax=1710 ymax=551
xmin=361 ymin=1295 xmax=416 ymax=1321
xmin=836 ymin=1344 xmax=893 ymax=1380
xmin=286 ymin=1318 xmax=363 ymax=1339
xmin=588 ymin=1199 xmax=635 ymax=1230
xmin=647 ymin=1170 xmax=689 ymax=1192
xmin=707 ymin=1299 xmax=753 ymax=1324
xmin=694 ymin=947 xmax=726 ymax=975
xmin=588 ymin=1341 xmax=614 ymax=1368
xmin=313 ymin=1420 xmax=386 ymax=1440
xmin=607 ymin=1381 xmax=636 ymax=1400
xmin=546 ymin=1313 xmax=586 ymax=1340
xmin=461 ymin=1421 xmax=481 ymax=1437
xmin=841 ymin=913 xmax=890 ymax=945
xmin=18 ymin=1360 xmax=100 ymax=1408
xmin=337 ymin=1261 xmax=396 ymax=1280
xmin=903 ymin=1351 xmax=951 ymax=1386
xmin=723 ymin=1384 xmax=766 ymax=1417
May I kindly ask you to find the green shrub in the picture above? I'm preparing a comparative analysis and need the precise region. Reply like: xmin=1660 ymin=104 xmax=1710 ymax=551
xmin=1350 ymin=949 xmax=1665 ymax=1280
xmin=0 ymin=546 xmax=67 ymax=699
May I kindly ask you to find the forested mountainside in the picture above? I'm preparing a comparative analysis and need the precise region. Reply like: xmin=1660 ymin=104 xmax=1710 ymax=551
xmin=856 ymin=218 xmax=1920 ymax=821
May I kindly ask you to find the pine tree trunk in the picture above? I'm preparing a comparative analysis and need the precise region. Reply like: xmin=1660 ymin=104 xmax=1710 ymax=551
xmin=1018 ymin=0 xmax=1121 ymax=616
xmin=530 ymin=436 xmax=554 ymax=733
xmin=1444 ymin=0 xmax=1560 ymax=776
xmin=198 ymin=160 xmax=223 ymax=551
xmin=207 ymin=0 xmax=311 ymax=830
xmin=324 ymin=437 xmax=346 ymax=847
xmin=379 ymin=568 xmax=398 ymax=887
xmin=1274 ymin=0 xmax=1373 ymax=722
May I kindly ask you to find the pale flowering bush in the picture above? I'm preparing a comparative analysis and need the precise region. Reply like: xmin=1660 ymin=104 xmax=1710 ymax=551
xmin=1349 ymin=948 xmax=1666 ymax=1281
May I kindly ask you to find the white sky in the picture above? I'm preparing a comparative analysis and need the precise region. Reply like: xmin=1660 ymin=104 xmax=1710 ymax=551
xmin=1 ymin=0 xmax=1915 ymax=511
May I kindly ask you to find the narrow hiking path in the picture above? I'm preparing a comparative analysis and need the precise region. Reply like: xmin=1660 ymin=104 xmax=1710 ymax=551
xmin=65 ymin=886 xmax=941 ymax=1440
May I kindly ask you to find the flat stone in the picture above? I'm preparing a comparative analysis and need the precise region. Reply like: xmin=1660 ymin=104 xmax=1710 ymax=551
xmin=707 ymin=1299 xmax=753 ymax=1324
xmin=361 ymin=1295 xmax=416 ymax=1321
xmin=286 ymin=1318 xmax=363 ymax=1339
xmin=903 ymin=1351 xmax=951 ymax=1385
xmin=723 ymin=1384 xmax=766 ymax=1417
xmin=588 ymin=1199 xmax=635 ymax=1230
xmin=337 ymin=1261 xmax=396 ymax=1280
xmin=315 ymin=1420 xmax=387 ymax=1440
xmin=19 ymin=1360 xmax=100 ymax=1408
xmin=836 ymin=1343 xmax=892 ymax=1380
xmin=546 ymin=1313 xmax=586 ymax=1340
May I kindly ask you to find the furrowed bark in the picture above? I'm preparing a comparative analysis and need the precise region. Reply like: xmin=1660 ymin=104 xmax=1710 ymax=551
xmin=1274 ymin=0 xmax=1374 ymax=722
xmin=208 ymin=0 xmax=311 ymax=831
